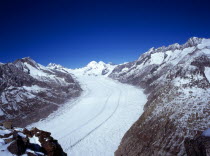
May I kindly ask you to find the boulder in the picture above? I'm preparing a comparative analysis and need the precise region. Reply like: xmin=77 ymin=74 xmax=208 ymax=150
xmin=7 ymin=135 xmax=27 ymax=155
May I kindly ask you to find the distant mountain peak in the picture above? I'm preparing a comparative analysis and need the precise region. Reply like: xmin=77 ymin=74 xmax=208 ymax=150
xmin=13 ymin=57 xmax=39 ymax=69
xmin=185 ymin=36 xmax=203 ymax=47
xmin=47 ymin=63 xmax=64 ymax=69
xmin=69 ymin=60 xmax=116 ymax=76
xmin=16 ymin=57 xmax=35 ymax=63
xmin=143 ymin=37 xmax=205 ymax=57
xmin=86 ymin=61 xmax=98 ymax=67
xmin=86 ymin=61 xmax=105 ymax=67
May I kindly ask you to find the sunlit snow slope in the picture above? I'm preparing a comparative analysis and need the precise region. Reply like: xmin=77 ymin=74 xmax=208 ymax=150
xmin=29 ymin=73 xmax=147 ymax=156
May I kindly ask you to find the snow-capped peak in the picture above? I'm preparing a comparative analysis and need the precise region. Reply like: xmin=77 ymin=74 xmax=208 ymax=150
xmin=143 ymin=37 xmax=204 ymax=56
xmin=71 ymin=61 xmax=116 ymax=76
xmin=87 ymin=61 xmax=105 ymax=65
xmin=187 ymin=36 xmax=203 ymax=44
xmin=86 ymin=61 xmax=106 ymax=69
xmin=14 ymin=57 xmax=38 ymax=67
xmin=138 ymin=37 xmax=208 ymax=62
xmin=148 ymin=47 xmax=155 ymax=53
xmin=47 ymin=63 xmax=64 ymax=70
xmin=182 ymin=37 xmax=203 ymax=48
xmin=87 ymin=61 xmax=100 ymax=67
xmin=167 ymin=43 xmax=181 ymax=50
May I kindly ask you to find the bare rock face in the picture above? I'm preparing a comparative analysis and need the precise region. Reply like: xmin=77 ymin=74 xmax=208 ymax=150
xmin=109 ymin=37 xmax=210 ymax=155
xmin=0 ymin=57 xmax=82 ymax=127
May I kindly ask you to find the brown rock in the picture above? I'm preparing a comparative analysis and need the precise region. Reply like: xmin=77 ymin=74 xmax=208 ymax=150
xmin=23 ymin=128 xmax=33 ymax=137
xmin=3 ymin=121 xmax=12 ymax=129
xmin=7 ymin=136 xmax=26 ymax=155
xmin=23 ymin=127 xmax=67 ymax=156
xmin=184 ymin=136 xmax=210 ymax=156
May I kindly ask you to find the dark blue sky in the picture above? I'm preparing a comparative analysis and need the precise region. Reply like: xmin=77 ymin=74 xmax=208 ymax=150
xmin=1 ymin=0 xmax=210 ymax=68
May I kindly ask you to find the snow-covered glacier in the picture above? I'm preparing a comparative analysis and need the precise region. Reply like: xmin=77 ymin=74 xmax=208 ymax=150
xmin=29 ymin=71 xmax=147 ymax=156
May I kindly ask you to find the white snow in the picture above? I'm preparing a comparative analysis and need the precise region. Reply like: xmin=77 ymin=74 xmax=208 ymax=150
xmin=204 ymin=67 xmax=210 ymax=82
xmin=24 ymin=62 xmax=70 ymax=86
xmin=0 ymin=130 xmax=11 ymax=136
xmin=197 ymin=38 xmax=210 ymax=49
xmin=25 ymin=149 xmax=44 ymax=155
xmin=24 ymin=63 xmax=48 ymax=78
xmin=13 ymin=127 xmax=24 ymax=131
xmin=23 ymin=85 xmax=46 ymax=92
xmin=168 ymin=47 xmax=195 ymax=65
xmin=1 ymin=92 xmax=8 ymax=104
xmin=122 ymin=67 xmax=129 ymax=72
xmin=202 ymin=49 xmax=210 ymax=56
xmin=0 ymin=109 xmax=4 ymax=116
xmin=29 ymin=73 xmax=147 ymax=156
xmin=0 ymin=142 xmax=14 ymax=156
xmin=0 ymin=139 xmax=4 ymax=146
xmin=150 ymin=52 xmax=164 ymax=64
xmin=18 ymin=132 xmax=26 ymax=138
xmin=165 ymin=50 xmax=173 ymax=61
xmin=173 ymin=77 xmax=192 ymax=86
xmin=202 ymin=128 xmax=210 ymax=137
xmin=29 ymin=135 xmax=41 ymax=146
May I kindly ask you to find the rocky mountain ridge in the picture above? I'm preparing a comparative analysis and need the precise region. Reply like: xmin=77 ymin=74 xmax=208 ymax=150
xmin=0 ymin=57 xmax=82 ymax=127
xmin=109 ymin=37 xmax=210 ymax=155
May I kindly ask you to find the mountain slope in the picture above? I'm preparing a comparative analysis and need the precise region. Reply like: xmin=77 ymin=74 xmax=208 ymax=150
xmin=109 ymin=37 xmax=210 ymax=155
xmin=0 ymin=57 xmax=82 ymax=126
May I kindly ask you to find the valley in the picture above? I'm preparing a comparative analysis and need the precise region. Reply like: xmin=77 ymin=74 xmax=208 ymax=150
xmin=29 ymin=74 xmax=147 ymax=156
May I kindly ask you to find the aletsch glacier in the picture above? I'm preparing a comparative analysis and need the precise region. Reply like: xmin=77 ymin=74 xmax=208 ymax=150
xmin=29 ymin=60 xmax=146 ymax=155
xmin=0 ymin=37 xmax=210 ymax=155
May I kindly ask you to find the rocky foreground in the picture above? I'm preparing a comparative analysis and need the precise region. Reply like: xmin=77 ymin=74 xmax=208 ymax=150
xmin=0 ymin=122 xmax=66 ymax=156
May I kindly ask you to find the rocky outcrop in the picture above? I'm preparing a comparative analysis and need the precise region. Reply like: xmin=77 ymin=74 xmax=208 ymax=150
xmin=23 ymin=128 xmax=67 ymax=156
xmin=110 ymin=37 xmax=210 ymax=155
xmin=184 ymin=136 xmax=209 ymax=156
xmin=184 ymin=129 xmax=210 ymax=156
xmin=0 ymin=57 xmax=82 ymax=127
xmin=0 ymin=124 xmax=66 ymax=155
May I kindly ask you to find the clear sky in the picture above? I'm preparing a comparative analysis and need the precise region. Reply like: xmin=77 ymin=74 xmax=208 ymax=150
xmin=0 ymin=0 xmax=210 ymax=68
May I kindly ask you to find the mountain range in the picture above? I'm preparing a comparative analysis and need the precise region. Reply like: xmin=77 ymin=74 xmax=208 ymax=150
xmin=0 ymin=57 xmax=82 ymax=126
xmin=0 ymin=37 xmax=209 ymax=155
xmin=110 ymin=37 xmax=210 ymax=155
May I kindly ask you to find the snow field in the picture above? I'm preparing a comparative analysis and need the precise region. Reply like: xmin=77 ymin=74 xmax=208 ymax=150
xmin=29 ymin=75 xmax=147 ymax=156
